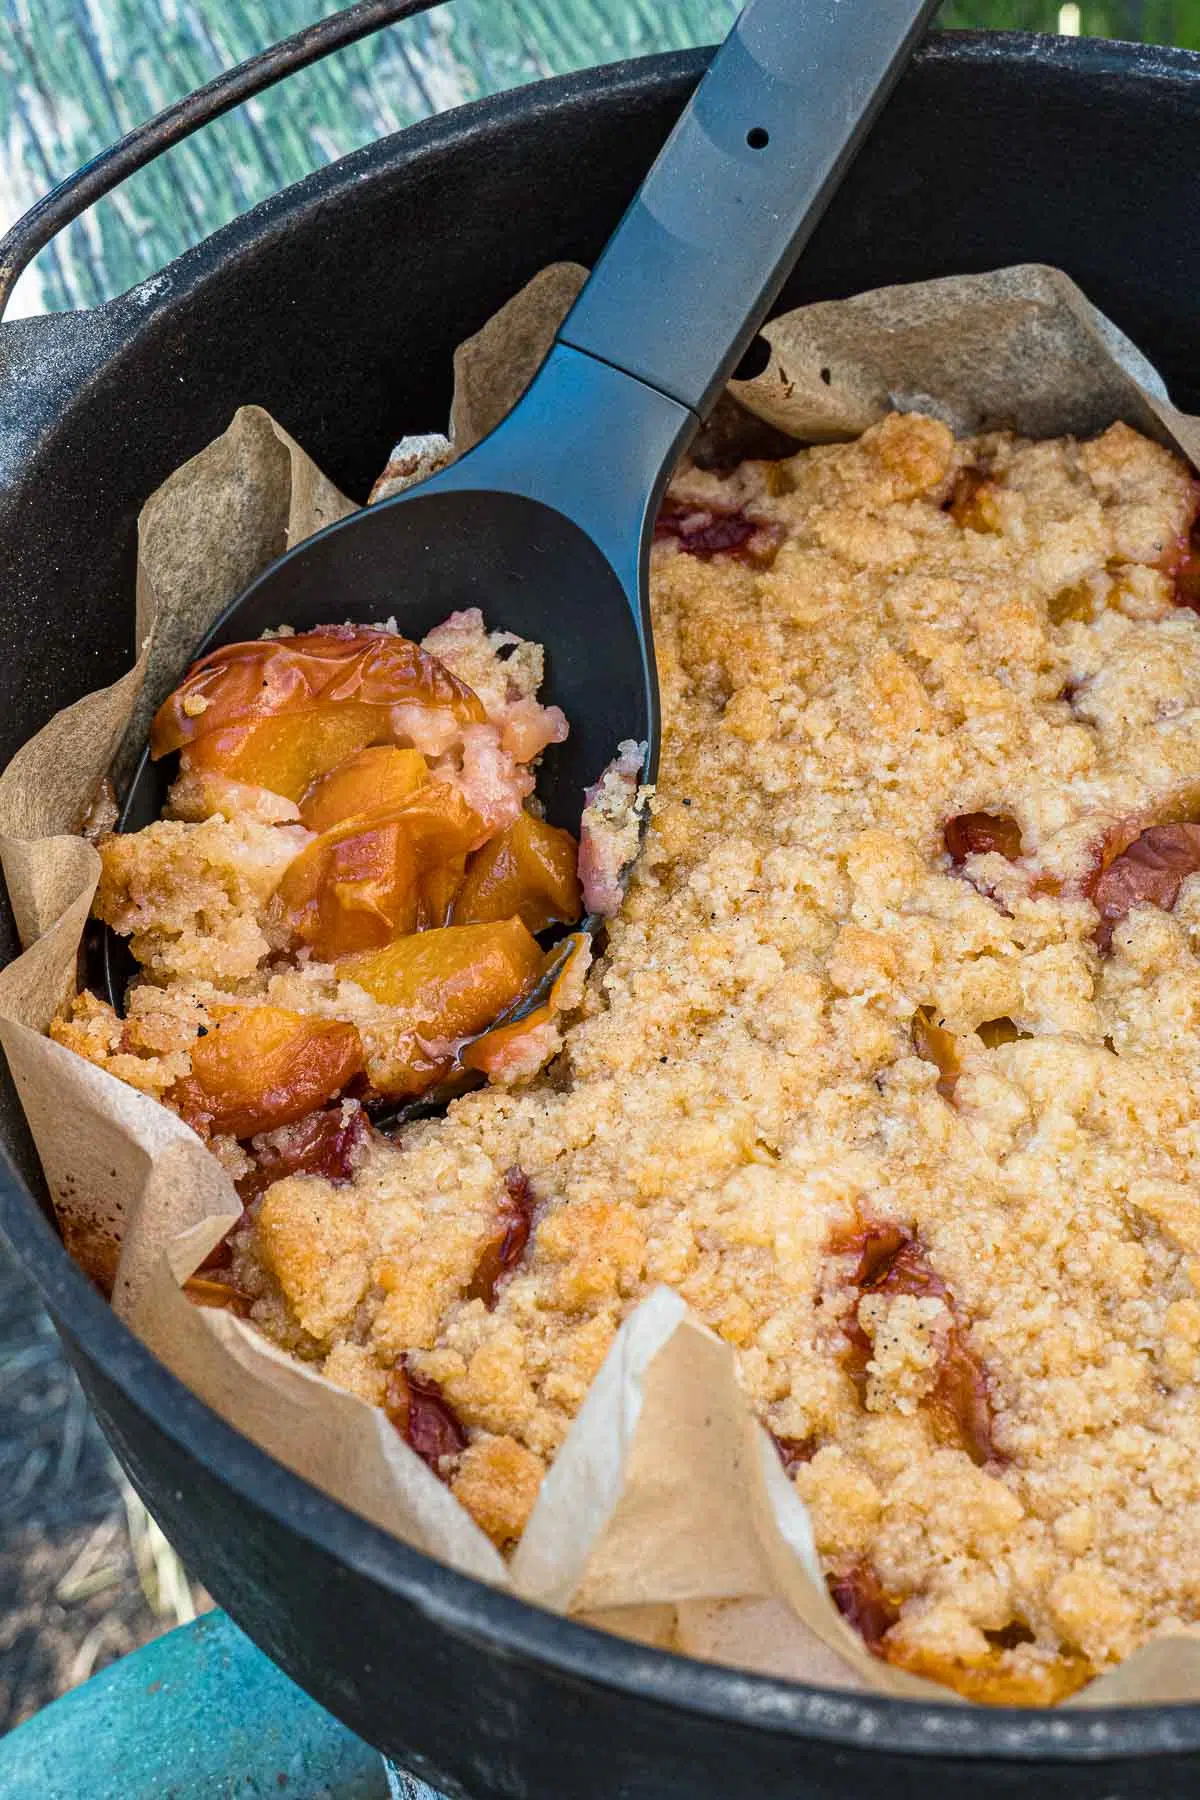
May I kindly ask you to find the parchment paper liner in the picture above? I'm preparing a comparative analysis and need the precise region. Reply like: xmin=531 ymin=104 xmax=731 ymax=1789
xmin=4 ymin=264 xmax=1200 ymax=1707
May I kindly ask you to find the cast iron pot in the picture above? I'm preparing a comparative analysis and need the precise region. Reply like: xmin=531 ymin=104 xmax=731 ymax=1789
xmin=2 ymin=22 xmax=1200 ymax=1797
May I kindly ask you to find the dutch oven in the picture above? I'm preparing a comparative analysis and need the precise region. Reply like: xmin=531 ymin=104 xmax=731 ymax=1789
xmin=2 ymin=10 xmax=1200 ymax=1794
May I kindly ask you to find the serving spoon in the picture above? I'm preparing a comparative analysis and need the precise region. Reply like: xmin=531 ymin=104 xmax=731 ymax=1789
xmin=106 ymin=0 xmax=939 ymax=1083
xmin=118 ymin=0 xmax=939 ymax=834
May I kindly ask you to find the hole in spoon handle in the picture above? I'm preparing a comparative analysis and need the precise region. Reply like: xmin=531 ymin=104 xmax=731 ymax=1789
xmin=557 ymin=0 xmax=941 ymax=421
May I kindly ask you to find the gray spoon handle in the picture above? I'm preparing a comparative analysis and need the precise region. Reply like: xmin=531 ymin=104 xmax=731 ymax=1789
xmin=557 ymin=0 xmax=940 ymax=420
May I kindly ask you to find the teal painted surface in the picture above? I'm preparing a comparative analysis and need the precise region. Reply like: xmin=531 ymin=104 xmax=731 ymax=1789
xmin=0 ymin=1609 xmax=404 ymax=1799
xmin=3 ymin=0 xmax=1199 ymax=317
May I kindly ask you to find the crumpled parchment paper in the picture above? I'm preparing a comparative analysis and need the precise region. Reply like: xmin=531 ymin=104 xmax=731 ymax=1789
xmin=4 ymin=262 xmax=1200 ymax=1705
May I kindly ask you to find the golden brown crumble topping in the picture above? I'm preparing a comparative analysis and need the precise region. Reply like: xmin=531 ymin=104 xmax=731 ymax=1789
xmin=60 ymin=411 xmax=1200 ymax=1702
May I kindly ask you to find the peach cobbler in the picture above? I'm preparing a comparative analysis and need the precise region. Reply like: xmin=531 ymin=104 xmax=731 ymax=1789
xmin=57 ymin=410 xmax=1200 ymax=1705
xmin=57 ymin=612 xmax=601 ymax=1242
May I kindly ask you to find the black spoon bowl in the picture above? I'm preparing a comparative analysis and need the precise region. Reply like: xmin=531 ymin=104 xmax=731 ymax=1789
xmin=101 ymin=356 xmax=680 ymax=1014
xmin=105 ymin=0 xmax=941 ymax=1026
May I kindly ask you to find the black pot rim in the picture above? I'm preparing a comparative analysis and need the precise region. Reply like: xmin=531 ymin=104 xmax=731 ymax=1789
xmin=5 ymin=28 xmax=1200 ymax=1765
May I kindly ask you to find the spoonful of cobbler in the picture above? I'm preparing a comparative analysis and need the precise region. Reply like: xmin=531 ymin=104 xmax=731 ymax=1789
xmin=131 ymin=0 xmax=939 ymax=836
xmin=102 ymin=0 xmax=941 ymax=1127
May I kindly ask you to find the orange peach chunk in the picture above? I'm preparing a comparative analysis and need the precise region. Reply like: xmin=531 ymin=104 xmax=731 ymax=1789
xmin=452 ymin=810 xmax=581 ymax=934
xmin=178 ymin=706 xmax=386 ymax=803
xmin=151 ymin=629 xmax=485 ymax=801
xmin=299 ymin=746 xmax=428 ymax=833
xmin=275 ymin=784 xmax=487 ymax=960
xmin=168 ymin=1006 xmax=364 ymax=1138
xmin=339 ymin=920 xmax=543 ymax=1096
xmin=462 ymin=931 xmax=589 ymax=1081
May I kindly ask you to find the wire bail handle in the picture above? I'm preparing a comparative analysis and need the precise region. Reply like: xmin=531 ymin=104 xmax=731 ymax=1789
xmin=0 ymin=0 xmax=450 ymax=322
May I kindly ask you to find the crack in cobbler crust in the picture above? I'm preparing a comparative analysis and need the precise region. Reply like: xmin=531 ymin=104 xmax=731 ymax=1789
xmin=65 ymin=412 xmax=1200 ymax=1700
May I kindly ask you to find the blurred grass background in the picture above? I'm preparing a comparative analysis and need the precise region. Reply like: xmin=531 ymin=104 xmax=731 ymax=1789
xmin=2 ymin=0 xmax=1199 ymax=318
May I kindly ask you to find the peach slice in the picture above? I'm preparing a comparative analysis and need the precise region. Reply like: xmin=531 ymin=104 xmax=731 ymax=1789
xmin=384 ymin=1359 xmax=466 ymax=1475
xmin=911 ymin=1007 xmax=961 ymax=1102
xmin=946 ymin=467 xmax=1003 ymax=533
xmin=840 ymin=1225 xmax=996 ymax=1467
xmin=1165 ymin=483 xmax=1200 ymax=612
xmin=1092 ymin=824 xmax=1200 ymax=950
xmin=235 ymin=1104 xmax=373 ymax=1205
xmin=467 ymin=1166 xmax=536 ymax=1308
xmin=275 ymin=785 xmax=487 ymax=961
xmin=654 ymin=501 xmax=774 ymax=561
xmin=1065 ymin=782 xmax=1200 ymax=928
xmin=456 ymin=1009 xmax=558 ymax=1085
xmin=828 ymin=1562 xmax=901 ymax=1653
xmin=151 ymin=629 xmax=485 ymax=801
xmin=943 ymin=812 xmax=1022 ymax=865
xmin=460 ymin=931 xmax=589 ymax=1082
xmin=299 ymin=746 xmax=428 ymax=833
xmin=452 ymin=810 xmax=581 ymax=935
xmin=177 ymin=706 xmax=386 ymax=803
xmin=339 ymin=919 xmax=543 ymax=1096
xmin=182 ymin=1272 xmax=254 ymax=1317
xmin=881 ymin=1640 xmax=1093 ymax=1707
xmin=770 ymin=1432 xmax=817 ymax=1474
xmin=419 ymin=856 xmax=468 ymax=931
xmin=168 ymin=1006 xmax=365 ymax=1139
